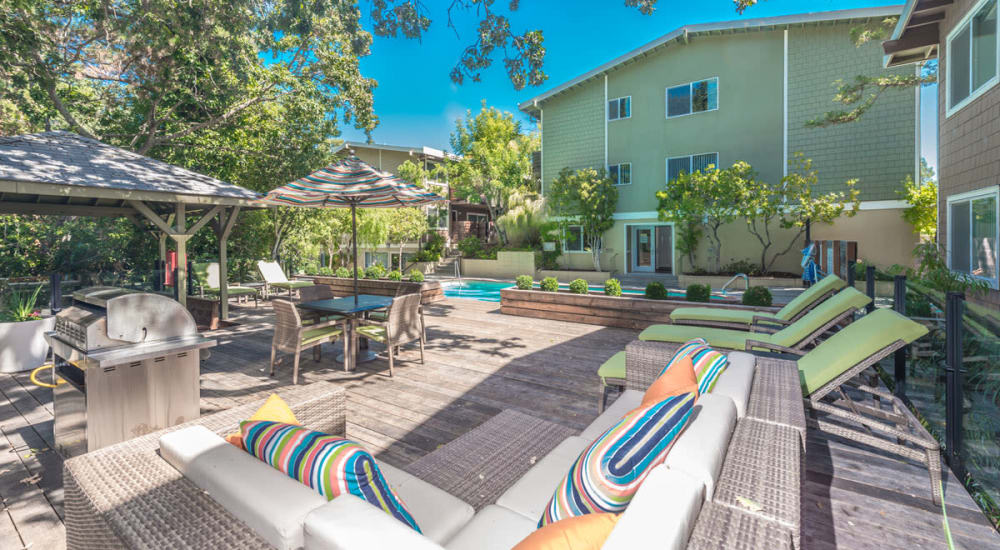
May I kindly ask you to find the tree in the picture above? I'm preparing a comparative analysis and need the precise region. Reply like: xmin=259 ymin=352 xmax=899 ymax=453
xmin=740 ymin=154 xmax=861 ymax=273
xmin=446 ymin=103 xmax=538 ymax=245
xmin=655 ymin=162 xmax=750 ymax=272
xmin=547 ymin=167 xmax=618 ymax=272
xmin=386 ymin=209 xmax=430 ymax=270
xmin=899 ymin=158 xmax=938 ymax=239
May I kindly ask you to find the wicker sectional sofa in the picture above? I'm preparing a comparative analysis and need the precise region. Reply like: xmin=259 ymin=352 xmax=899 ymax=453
xmin=64 ymin=347 xmax=806 ymax=550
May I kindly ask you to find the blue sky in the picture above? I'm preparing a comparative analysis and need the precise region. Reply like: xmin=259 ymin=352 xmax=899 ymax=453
xmin=340 ymin=0 xmax=937 ymax=172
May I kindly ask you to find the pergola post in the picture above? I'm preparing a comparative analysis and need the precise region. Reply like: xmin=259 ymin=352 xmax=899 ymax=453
xmin=216 ymin=206 xmax=241 ymax=320
xmin=174 ymin=203 xmax=189 ymax=306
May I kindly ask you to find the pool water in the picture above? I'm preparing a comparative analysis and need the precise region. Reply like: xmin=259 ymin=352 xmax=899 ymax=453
xmin=443 ymin=279 xmax=700 ymax=303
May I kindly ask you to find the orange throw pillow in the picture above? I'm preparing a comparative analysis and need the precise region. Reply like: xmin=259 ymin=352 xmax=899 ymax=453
xmin=513 ymin=513 xmax=620 ymax=550
xmin=225 ymin=394 xmax=300 ymax=450
xmin=640 ymin=355 xmax=699 ymax=407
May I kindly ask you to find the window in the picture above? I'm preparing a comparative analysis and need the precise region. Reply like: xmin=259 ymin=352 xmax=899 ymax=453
xmin=666 ymin=152 xmax=719 ymax=183
xmin=467 ymin=213 xmax=488 ymax=223
xmin=608 ymin=163 xmax=631 ymax=185
xmin=426 ymin=205 xmax=448 ymax=230
xmin=949 ymin=190 xmax=999 ymax=287
xmin=948 ymin=0 xmax=998 ymax=113
xmin=607 ymin=96 xmax=631 ymax=121
xmin=666 ymin=78 xmax=718 ymax=118
xmin=364 ymin=252 xmax=389 ymax=268
xmin=564 ymin=225 xmax=585 ymax=252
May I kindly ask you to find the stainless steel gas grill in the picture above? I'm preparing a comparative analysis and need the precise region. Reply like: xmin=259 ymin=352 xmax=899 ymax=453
xmin=46 ymin=287 xmax=216 ymax=457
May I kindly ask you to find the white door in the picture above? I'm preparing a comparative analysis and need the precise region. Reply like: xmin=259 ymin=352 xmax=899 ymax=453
xmin=631 ymin=226 xmax=654 ymax=273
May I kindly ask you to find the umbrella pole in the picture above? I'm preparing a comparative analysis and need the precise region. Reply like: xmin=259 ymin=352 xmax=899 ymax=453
xmin=351 ymin=202 xmax=359 ymax=305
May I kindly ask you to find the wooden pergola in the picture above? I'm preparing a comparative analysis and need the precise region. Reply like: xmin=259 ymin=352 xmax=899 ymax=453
xmin=0 ymin=131 xmax=262 ymax=319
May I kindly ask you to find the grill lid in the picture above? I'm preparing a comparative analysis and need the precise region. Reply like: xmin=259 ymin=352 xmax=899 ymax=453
xmin=72 ymin=287 xmax=138 ymax=309
xmin=105 ymin=293 xmax=197 ymax=343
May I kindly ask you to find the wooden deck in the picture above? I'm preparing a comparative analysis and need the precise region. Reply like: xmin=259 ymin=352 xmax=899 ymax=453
xmin=1 ymin=297 xmax=998 ymax=549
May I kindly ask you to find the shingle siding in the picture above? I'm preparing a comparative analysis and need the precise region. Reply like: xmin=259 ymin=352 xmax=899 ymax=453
xmin=541 ymin=79 xmax=605 ymax=191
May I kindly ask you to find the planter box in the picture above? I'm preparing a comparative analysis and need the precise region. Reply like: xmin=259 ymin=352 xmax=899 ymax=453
xmin=500 ymin=288 xmax=777 ymax=330
xmin=0 ymin=316 xmax=56 ymax=373
xmin=678 ymin=274 xmax=802 ymax=290
xmin=308 ymin=276 xmax=443 ymax=304
xmin=461 ymin=251 xmax=535 ymax=280
xmin=537 ymin=270 xmax=613 ymax=285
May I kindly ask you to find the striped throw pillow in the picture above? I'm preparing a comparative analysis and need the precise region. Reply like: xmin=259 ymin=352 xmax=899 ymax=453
xmin=660 ymin=338 xmax=728 ymax=394
xmin=241 ymin=421 xmax=421 ymax=532
xmin=539 ymin=392 xmax=696 ymax=526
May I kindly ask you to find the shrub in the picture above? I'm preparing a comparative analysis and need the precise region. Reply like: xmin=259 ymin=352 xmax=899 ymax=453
xmin=568 ymin=278 xmax=589 ymax=294
xmin=364 ymin=263 xmax=386 ymax=279
xmin=515 ymin=275 xmax=533 ymax=290
xmin=457 ymin=236 xmax=484 ymax=257
xmin=645 ymin=281 xmax=668 ymax=300
xmin=722 ymin=259 xmax=762 ymax=277
xmin=742 ymin=286 xmax=773 ymax=307
xmin=536 ymin=249 xmax=561 ymax=270
xmin=317 ymin=266 xmax=335 ymax=276
xmin=604 ymin=278 xmax=622 ymax=297
xmin=540 ymin=277 xmax=559 ymax=292
xmin=387 ymin=270 xmax=402 ymax=281
xmin=302 ymin=260 xmax=320 ymax=275
xmin=334 ymin=266 xmax=351 ymax=278
xmin=409 ymin=269 xmax=425 ymax=283
xmin=414 ymin=233 xmax=446 ymax=262
xmin=685 ymin=283 xmax=711 ymax=302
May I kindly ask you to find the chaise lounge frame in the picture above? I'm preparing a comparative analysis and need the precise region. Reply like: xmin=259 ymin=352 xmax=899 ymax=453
xmin=672 ymin=288 xmax=837 ymax=331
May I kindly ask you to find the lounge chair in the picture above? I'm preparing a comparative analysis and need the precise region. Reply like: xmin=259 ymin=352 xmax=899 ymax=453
xmin=356 ymin=293 xmax=425 ymax=377
xmin=271 ymin=299 xmax=346 ymax=384
xmin=257 ymin=260 xmax=313 ymax=298
xmin=639 ymin=286 xmax=871 ymax=352
xmin=670 ymin=273 xmax=847 ymax=329
xmin=192 ymin=261 xmax=259 ymax=306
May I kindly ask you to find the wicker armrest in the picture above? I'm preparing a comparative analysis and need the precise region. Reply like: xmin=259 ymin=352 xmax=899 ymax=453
xmin=625 ymin=339 xmax=682 ymax=391
xmin=752 ymin=315 xmax=790 ymax=327
xmin=744 ymin=340 xmax=807 ymax=356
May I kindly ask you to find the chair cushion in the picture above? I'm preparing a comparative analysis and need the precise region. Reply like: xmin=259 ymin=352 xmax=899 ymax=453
xmin=304 ymin=494 xmax=443 ymax=550
xmin=302 ymin=325 xmax=343 ymax=345
xmin=512 ymin=513 xmax=619 ymax=550
xmin=160 ymin=425 xmax=326 ymax=550
xmin=356 ymin=325 xmax=387 ymax=341
xmin=597 ymin=351 xmax=626 ymax=385
xmin=637 ymin=324 xmax=756 ymax=350
xmin=445 ymin=505 xmax=538 ymax=550
xmin=769 ymin=287 xmax=871 ymax=348
xmin=641 ymin=354 xmax=698 ymax=407
xmin=378 ymin=462 xmax=475 ymax=544
xmin=600 ymin=466 xmax=704 ymax=550
xmin=495 ymin=436 xmax=593 ymax=521
xmin=710 ymin=352 xmax=755 ymax=417
xmin=579 ymin=390 xmax=643 ymax=441
xmin=669 ymin=307 xmax=762 ymax=326
xmin=775 ymin=273 xmax=846 ymax=320
xmin=225 ymin=394 xmax=300 ymax=449
xmin=539 ymin=392 xmax=696 ymax=526
xmin=242 ymin=421 xmax=421 ymax=532
xmin=661 ymin=339 xmax=728 ymax=395
xmin=273 ymin=280 xmax=314 ymax=289
xmin=205 ymin=286 xmax=257 ymax=296
xmin=662 ymin=393 xmax=737 ymax=499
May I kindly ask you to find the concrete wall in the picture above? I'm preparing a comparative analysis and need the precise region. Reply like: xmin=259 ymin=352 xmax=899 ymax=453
xmin=461 ymin=251 xmax=536 ymax=279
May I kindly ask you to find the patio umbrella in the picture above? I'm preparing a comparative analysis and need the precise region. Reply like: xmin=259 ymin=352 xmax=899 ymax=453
xmin=258 ymin=155 xmax=445 ymax=303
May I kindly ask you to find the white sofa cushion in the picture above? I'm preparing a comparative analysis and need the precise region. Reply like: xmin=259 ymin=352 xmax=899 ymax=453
xmin=712 ymin=351 xmax=755 ymax=417
xmin=579 ymin=389 xmax=643 ymax=441
xmin=377 ymin=462 xmax=474 ymax=544
xmin=601 ymin=466 xmax=704 ymax=550
xmin=445 ymin=505 xmax=538 ymax=550
xmin=304 ymin=494 xmax=445 ymax=550
xmin=663 ymin=392 xmax=737 ymax=499
xmin=494 ymin=435 xmax=591 ymax=521
xmin=159 ymin=425 xmax=327 ymax=550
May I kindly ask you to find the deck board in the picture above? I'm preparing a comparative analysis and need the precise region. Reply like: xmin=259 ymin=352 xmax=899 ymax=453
xmin=0 ymin=297 xmax=997 ymax=549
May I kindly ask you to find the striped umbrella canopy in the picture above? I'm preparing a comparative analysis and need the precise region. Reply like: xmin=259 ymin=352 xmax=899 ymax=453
xmin=258 ymin=155 xmax=446 ymax=303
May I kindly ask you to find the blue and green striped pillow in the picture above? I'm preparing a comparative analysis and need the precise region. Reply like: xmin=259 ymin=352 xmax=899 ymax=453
xmin=241 ymin=420 xmax=421 ymax=532
xmin=660 ymin=338 xmax=728 ymax=394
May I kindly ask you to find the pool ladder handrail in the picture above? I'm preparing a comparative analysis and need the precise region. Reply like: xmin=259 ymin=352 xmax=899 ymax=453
xmin=720 ymin=273 xmax=749 ymax=295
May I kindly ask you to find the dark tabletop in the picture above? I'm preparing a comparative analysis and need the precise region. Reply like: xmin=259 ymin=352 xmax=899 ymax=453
xmin=298 ymin=294 xmax=393 ymax=314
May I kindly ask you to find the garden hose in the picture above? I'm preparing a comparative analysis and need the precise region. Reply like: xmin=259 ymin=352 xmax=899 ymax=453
xmin=29 ymin=363 xmax=64 ymax=389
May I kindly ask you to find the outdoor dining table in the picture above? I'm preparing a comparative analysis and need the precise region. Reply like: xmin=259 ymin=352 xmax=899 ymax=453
xmin=297 ymin=294 xmax=393 ymax=372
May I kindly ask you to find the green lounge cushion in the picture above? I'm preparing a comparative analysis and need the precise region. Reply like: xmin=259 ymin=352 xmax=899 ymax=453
xmin=356 ymin=325 xmax=387 ymax=342
xmin=669 ymin=308 xmax=762 ymax=326
xmin=204 ymin=286 xmax=257 ymax=296
xmin=598 ymin=351 xmax=626 ymax=385
xmin=774 ymin=273 xmax=847 ymax=321
xmin=638 ymin=324 xmax=762 ymax=350
xmin=272 ymin=281 xmax=314 ymax=290
xmin=767 ymin=287 xmax=870 ymax=348
xmin=797 ymin=309 xmax=928 ymax=395
xmin=302 ymin=325 xmax=343 ymax=345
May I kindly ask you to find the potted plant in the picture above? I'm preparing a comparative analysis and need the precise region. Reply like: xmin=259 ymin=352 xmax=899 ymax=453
xmin=0 ymin=284 xmax=56 ymax=374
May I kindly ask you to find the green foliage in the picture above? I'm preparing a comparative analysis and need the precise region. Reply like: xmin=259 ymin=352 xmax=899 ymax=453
xmin=568 ymin=279 xmax=589 ymax=294
xmin=387 ymin=270 xmax=402 ymax=282
xmin=496 ymin=191 xmax=547 ymax=248
xmin=386 ymin=208 xmax=431 ymax=269
xmin=742 ymin=286 xmax=773 ymax=307
xmin=722 ymin=259 xmax=763 ymax=277
xmin=317 ymin=267 xmax=335 ymax=276
xmin=646 ymin=282 xmax=668 ymax=300
xmin=515 ymin=275 xmax=533 ymax=290
xmin=1 ymin=284 xmax=43 ymax=322
xmin=335 ymin=267 xmax=351 ymax=278
xmin=414 ymin=233 xmax=446 ymax=263
xmin=899 ymin=160 xmax=938 ymax=237
xmin=910 ymin=242 xmax=991 ymax=294
xmin=906 ymin=292 xmax=933 ymax=317
xmin=685 ymin=284 xmax=711 ymax=303
xmin=674 ymin=220 xmax=703 ymax=273
xmin=540 ymin=277 xmax=559 ymax=292
xmin=547 ymin=167 xmax=619 ymax=271
xmin=408 ymin=269 xmax=425 ymax=283
xmin=364 ymin=263 xmax=387 ymax=279
xmin=604 ymin=278 xmax=622 ymax=297
xmin=458 ymin=236 xmax=486 ymax=258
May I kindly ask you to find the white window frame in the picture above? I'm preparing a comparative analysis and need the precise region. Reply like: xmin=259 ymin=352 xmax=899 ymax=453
xmin=665 ymin=152 xmax=719 ymax=184
xmin=946 ymin=186 xmax=1000 ymax=288
xmin=467 ymin=213 xmax=488 ymax=224
xmin=665 ymin=77 xmax=719 ymax=119
xmin=426 ymin=204 xmax=449 ymax=230
xmin=563 ymin=225 xmax=586 ymax=253
xmin=946 ymin=0 xmax=1000 ymax=117
xmin=608 ymin=162 xmax=632 ymax=185
xmin=607 ymin=96 xmax=631 ymax=121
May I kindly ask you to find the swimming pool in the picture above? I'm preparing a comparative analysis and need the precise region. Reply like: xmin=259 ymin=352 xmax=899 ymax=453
xmin=443 ymin=279 xmax=692 ymax=302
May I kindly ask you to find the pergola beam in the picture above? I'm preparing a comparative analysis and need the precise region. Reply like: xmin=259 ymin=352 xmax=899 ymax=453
xmin=0 ymin=202 xmax=135 ymax=217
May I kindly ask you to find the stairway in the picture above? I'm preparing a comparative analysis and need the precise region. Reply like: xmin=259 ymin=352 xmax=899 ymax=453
xmin=428 ymin=251 xmax=462 ymax=279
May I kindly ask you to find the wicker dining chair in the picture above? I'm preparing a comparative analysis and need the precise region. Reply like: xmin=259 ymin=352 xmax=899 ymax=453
xmin=271 ymin=299 xmax=346 ymax=384
xmin=355 ymin=293 xmax=425 ymax=377
xmin=296 ymin=284 xmax=342 ymax=326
